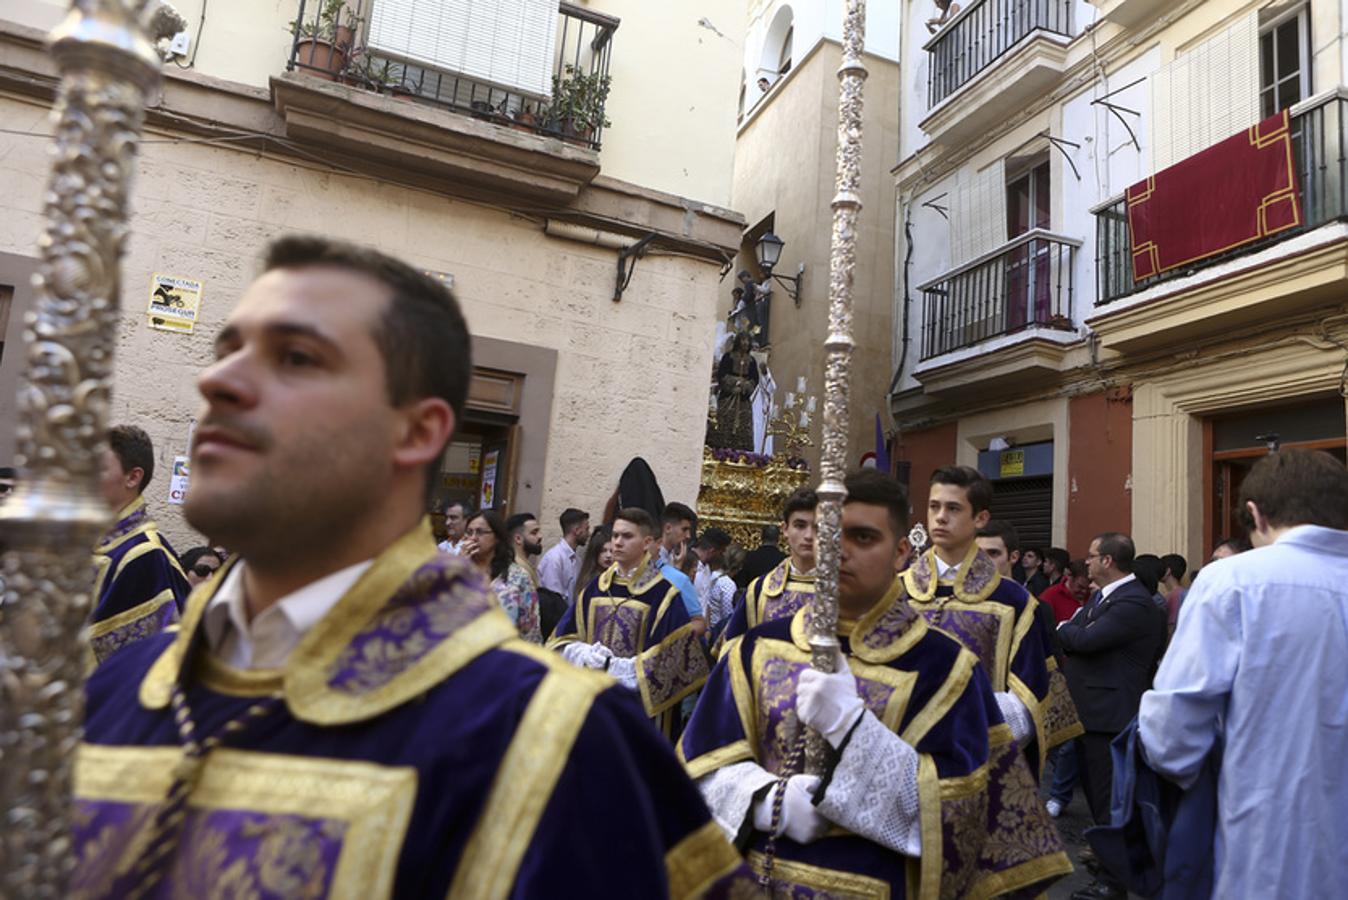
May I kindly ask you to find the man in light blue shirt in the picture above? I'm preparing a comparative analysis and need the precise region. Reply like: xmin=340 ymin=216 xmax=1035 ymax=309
xmin=656 ymin=501 xmax=704 ymax=626
xmin=1139 ymin=449 xmax=1348 ymax=900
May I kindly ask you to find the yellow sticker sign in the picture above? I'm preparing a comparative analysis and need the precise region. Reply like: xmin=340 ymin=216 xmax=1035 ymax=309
xmin=147 ymin=273 xmax=202 ymax=334
xmin=999 ymin=450 xmax=1025 ymax=478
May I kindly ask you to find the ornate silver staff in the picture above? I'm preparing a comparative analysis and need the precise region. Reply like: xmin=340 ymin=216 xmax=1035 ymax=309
xmin=0 ymin=2 xmax=183 ymax=894
xmin=806 ymin=0 xmax=867 ymax=773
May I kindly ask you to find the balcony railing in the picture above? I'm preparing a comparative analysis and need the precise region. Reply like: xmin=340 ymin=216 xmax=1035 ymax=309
xmin=287 ymin=1 xmax=617 ymax=151
xmin=1096 ymin=95 xmax=1348 ymax=305
xmin=920 ymin=229 xmax=1080 ymax=360
xmin=927 ymin=0 xmax=1074 ymax=108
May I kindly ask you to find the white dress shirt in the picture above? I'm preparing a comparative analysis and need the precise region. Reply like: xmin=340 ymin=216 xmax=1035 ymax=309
xmin=537 ymin=539 xmax=580 ymax=598
xmin=438 ymin=538 xmax=464 ymax=555
xmin=1098 ymin=572 xmax=1136 ymax=601
xmin=204 ymin=559 xmax=374 ymax=669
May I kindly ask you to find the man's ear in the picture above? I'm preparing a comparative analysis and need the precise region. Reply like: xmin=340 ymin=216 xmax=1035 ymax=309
xmin=973 ymin=508 xmax=992 ymax=530
xmin=1245 ymin=500 xmax=1267 ymax=534
xmin=893 ymin=537 xmax=911 ymax=572
xmin=1010 ymin=549 xmax=1021 ymax=566
xmin=392 ymin=397 xmax=456 ymax=475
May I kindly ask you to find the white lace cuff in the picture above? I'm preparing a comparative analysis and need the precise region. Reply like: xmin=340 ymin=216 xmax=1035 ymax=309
xmin=995 ymin=691 xmax=1033 ymax=746
xmin=606 ymin=655 xmax=638 ymax=689
xmin=698 ymin=761 xmax=778 ymax=842
xmin=816 ymin=711 xmax=922 ymax=856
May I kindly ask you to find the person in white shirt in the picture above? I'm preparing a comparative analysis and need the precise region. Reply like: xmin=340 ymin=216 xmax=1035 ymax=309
xmin=536 ymin=507 xmax=589 ymax=599
xmin=1139 ymin=449 xmax=1348 ymax=900
xmin=438 ymin=500 xmax=468 ymax=554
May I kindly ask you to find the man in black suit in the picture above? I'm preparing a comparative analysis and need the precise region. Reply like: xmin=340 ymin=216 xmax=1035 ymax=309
xmin=736 ymin=524 xmax=786 ymax=590
xmin=1059 ymin=531 xmax=1167 ymax=900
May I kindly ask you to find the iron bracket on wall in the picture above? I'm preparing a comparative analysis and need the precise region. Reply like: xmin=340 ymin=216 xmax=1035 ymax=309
xmin=613 ymin=233 xmax=657 ymax=302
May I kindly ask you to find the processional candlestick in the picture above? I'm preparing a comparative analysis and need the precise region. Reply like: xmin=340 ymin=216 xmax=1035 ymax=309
xmin=0 ymin=2 xmax=183 ymax=894
xmin=805 ymin=0 xmax=868 ymax=774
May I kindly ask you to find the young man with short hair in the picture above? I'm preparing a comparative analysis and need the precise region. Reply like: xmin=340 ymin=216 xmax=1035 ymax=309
xmin=72 ymin=237 xmax=743 ymax=894
xmin=656 ymin=501 xmax=704 ymax=625
xmin=682 ymin=470 xmax=1071 ymax=896
xmin=438 ymin=499 xmax=468 ymax=554
xmin=1022 ymin=546 xmax=1051 ymax=596
xmin=505 ymin=512 xmax=543 ymax=643
xmin=1159 ymin=552 xmax=1187 ymax=633
xmin=904 ymin=466 xmax=1081 ymax=775
xmin=1043 ymin=546 xmax=1070 ymax=584
xmin=1140 ymin=450 xmax=1348 ymax=899
xmin=550 ymin=507 xmax=711 ymax=739
xmin=719 ymin=487 xmax=818 ymax=650
xmin=536 ymin=507 xmax=589 ymax=599
xmin=89 ymin=424 xmax=191 ymax=663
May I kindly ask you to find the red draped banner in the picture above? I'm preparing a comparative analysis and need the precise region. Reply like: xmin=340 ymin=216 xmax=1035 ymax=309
xmin=1127 ymin=110 xmax=1301 ymax=282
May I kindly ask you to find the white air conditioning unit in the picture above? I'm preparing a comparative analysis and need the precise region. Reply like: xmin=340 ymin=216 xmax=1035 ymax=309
xmin=367 ymin=0 xmax=560 ymax=98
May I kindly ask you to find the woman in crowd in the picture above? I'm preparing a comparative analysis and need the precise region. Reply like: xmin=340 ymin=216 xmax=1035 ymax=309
xmin=572 ymin=524 xmax=614 ymax=605
xmin=464 ymin=509 xmax=539 ymax=642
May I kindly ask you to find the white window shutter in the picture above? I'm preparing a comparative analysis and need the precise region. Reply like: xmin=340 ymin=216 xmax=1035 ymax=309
xmin=950 ymin=160 xmax=1007 ymax=266
xmin=368 ymin=0 xmax=560 ymax=98
xmin=1150 ymin=13 xmax=1260 ymax=172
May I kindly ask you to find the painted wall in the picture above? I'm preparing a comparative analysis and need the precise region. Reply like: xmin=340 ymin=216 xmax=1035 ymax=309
xmin=0 ymin=92 xmax=722 ymax=550
xmin=731 ymin=41 xmax=900 ymax=467
xmin=1066 ymin=389 xmax=1132 ymax=558
xmin=2 ymin=0 xmax=745 ymax=208
xmin=895 ymin=421 xmax=957 ymax=522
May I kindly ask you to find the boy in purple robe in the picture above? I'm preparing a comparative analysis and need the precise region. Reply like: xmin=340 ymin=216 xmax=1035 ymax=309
xmin=71 ymin=238 xmax=747 ymax=897
xmin=89 ymin=425 xmax=191 ymax=663
xmin=680 ymin=470 xmax=1072 ymax=897
xmin=718 ymin=486 xmax=818 ymax=653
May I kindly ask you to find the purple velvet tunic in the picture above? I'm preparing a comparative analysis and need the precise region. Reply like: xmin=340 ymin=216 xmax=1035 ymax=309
xmin=718 ymin=558 xmax=815 ymax=653
xmin=679 ymin=577 xmax=1073 ymax=899
xmin=549 ymin=555 xmax=711 ymax=739
xmin=89 ymin=496 xmax=191 ymax=664
xmin=73 ymin=525 xmax=750 ymax=898
xmin=903 ymin=546 xmax=1084 ymax=774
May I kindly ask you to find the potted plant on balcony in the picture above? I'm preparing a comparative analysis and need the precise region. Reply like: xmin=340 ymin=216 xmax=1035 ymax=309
xmin=290 ymin=0 xmax=362 ymax=82
xmin=343 ymin=52 xmax=404 ymax=95
xmin=544 ymin=64 xmax=612 ymax=146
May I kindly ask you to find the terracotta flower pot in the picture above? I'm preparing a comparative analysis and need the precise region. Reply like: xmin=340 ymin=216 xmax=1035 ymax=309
xmin=294 ymin=38 xmax=346 ymax=81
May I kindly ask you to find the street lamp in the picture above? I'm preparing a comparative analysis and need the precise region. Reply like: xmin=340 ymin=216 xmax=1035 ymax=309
xmin=754 ymin=231 xmax=806 ymax=306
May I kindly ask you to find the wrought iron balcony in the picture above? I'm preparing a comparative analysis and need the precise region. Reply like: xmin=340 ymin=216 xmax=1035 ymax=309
xmin=1096 ymin=94 xmax=1348 ymax=305
xmin=919 ymin=230 xmax=1080 ymax=360
xmin=287 ymin=1 xmax=617 ymax=151
xmin=927 ymin=0 xmax=1074 ymax=108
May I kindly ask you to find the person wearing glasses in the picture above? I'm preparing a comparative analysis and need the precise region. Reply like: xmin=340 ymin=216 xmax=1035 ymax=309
xmin=180 ymin=546 xmax=226 ymax=587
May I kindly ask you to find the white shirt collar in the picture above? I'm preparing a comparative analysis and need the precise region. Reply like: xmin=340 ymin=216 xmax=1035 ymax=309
xmin=204 ymin=558 xmax=375 ymax=669
xmin=935 ymin=553 xmax=959 ymax=579
xmin=1100 ymin=572 xmax=1136 ymax=601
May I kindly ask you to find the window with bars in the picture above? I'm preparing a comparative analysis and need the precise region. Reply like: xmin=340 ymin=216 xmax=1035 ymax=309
xmin=1260 ymin=6 xmax=1310 ymax=118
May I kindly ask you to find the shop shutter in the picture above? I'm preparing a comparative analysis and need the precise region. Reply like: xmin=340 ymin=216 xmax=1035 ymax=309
xmin=991 ymin=476 xmax=1053 ymax=550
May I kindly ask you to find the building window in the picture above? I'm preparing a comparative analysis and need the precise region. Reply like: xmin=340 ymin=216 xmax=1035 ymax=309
xmin=1260 ymin=7 xmax=1310 ymax=117
xmin=778 ymin=25 xmax=793 ymax=75
xmin=1004 ymin=159 xmax=1052 ymax=330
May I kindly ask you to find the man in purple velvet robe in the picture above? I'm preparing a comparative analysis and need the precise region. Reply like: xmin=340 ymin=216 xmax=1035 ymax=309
xmin=549 ymin=507 xmax=711 ymax=740
xmin=89 ymin=424 xmax=191 ymax=664
xmin=71 ymin=238 xmax=748 ymax=898
xmin=903 ymin=466 xmax=1082 ymax=776
xmin=680 ymin=470 xmax=1072 ymax=897
xmin=718 ymin=486 xmax=817 ymax=653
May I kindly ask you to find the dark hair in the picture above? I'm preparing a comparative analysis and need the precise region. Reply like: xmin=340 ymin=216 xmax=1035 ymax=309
xmin=444 ymin=500 xmax=470 ymax=516
xmin=1065 ymin=559 xmax=1089 ymax=579
xmin=180 ymin=545 xmax=223 ymax=571
xmin=1044 ymin=547 xmax=1070 ymax=573
xmin=1133 ymin=553 xmax=1165 ymax=594
xmin=843 ymin=469 xmax=910 ymax=539
xmin=1023 ymin=546 xmax=1044 ymax=561
xmin=662 ymin=502 xmax=697 ymax=531
xmin=700 ymin=527 xmax=732 ymax=550
xmin=616 ymin=507 xmax=657 ymax=536
xmin=782 ymin=487 xmax=818 ymax=524
xmin=468 ymin=509 xmax=514 ymax=580
xmin=1161 ymin=553 xmax=1187 ymax=582
xmin=506 ymin=513 xmax=536 ymax=538
xmin=1237 ymin=448 xmax=1348 ymax=531
xmin=559 ymin=507 xmax=589 ymax=532
xmin=929 ymin=465 xmax=992 ymax=513
xmin=107 ymin=425 xmax=155 ymax=492
xmin=263 ymin=236 xmax=471 ymax=501
xmin=760 ymin=524 xmax=781 ymax=544
xmin=574 ymin=524 xmax=612 ymax=602
xmin=977 ymin=518 xmax=1020 ymax=555
xmin=1093 ymin=532 xmax=1135 ymax=573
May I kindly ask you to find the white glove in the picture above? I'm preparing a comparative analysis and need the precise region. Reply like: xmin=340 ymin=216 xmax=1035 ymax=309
xmin=606 ymin=655 xmax=639 ymax=690
xmin=797 ymin=652 xmax=865 ymax=748
xmin=560 ymin=641 xmax=613 ymax=670
xmin=994 ymin=691 xmax=1034 ymax=746
xmin=752 ymin=774 xmax=829 ymax=844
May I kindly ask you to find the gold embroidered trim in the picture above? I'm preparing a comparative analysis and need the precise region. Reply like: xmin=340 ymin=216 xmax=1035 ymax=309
xmin=912 ymin=598 xmax=1015 ymax=692
xmin=900 ymin=647 xmax=976 ymax=747
xmin=1007 ymin=672 xmax=1049 ymax=770
xmin=636 ymin=622 xmax=709 ymax=716
xmin=75 ymin=744 xmax=417 ymax=900
xmin=915 ymin=753 xmax=942 ymax=900
xmin=965 ymin=852 xmax=1075 ymax=900
xmin=88 ymin=589 xmax=175 ymax=640
xmin=194 ymin=652 xmax=285 ymax=697
xmin=664 ymin=819 xmax=743 ymax=899
xmin=748 ymin=850 xmax=892 ymax=898
xmin=446 ymin=668 xmax=602 ymax=899
xmin=726 ymin=636 xmax=757 ymax=748
xmin=679 ymin=738 xmax=754 ymax=780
